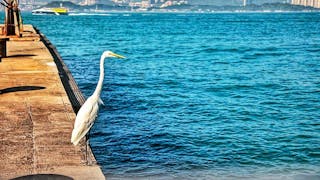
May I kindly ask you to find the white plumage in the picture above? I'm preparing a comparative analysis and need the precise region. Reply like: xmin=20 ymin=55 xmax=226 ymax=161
xmin=71 ymin=50 xmax=125 ymax=146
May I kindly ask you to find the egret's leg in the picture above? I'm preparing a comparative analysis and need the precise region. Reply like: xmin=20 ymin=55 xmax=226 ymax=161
xmin=85 ymin=133 xmax=90 ymax=165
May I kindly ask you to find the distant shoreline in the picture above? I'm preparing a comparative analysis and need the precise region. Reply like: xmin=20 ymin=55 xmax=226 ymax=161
xmin=18 ymin=2 xmax=320 ymax=13
xmin=18 ymin=10 xmax=320 ymax=14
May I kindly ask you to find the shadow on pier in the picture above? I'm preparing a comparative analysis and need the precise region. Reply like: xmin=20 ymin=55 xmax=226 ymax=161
xmin=0 ymin=86 xmax=45 ymax=94
xmin=7 ymin=54 xmax=36 ymax=58
xmin=11 ymin=174 xmax=73 ymax=180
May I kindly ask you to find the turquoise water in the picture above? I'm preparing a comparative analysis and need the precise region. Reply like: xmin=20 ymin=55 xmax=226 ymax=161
xmin=22 ymin=13 xmax=320 ymax=179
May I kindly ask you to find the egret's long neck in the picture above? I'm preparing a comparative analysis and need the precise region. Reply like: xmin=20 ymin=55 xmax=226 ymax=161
xmin=93 ymin=55 xmax=105 ymax=98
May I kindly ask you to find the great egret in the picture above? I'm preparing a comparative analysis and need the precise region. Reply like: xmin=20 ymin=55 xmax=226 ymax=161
xmin=71 ymin=51 xmax=125 ymax=147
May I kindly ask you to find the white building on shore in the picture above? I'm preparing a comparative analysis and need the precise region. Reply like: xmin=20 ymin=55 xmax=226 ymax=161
xmin=291 ymin=0 xmax=320 ymax=8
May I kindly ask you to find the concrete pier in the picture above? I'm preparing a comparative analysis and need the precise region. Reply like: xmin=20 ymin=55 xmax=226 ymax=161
xmin=0 ymin=25 xmax=105 ymax=180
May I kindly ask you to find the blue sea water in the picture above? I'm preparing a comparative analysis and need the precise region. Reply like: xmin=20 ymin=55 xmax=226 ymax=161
xmin=21 ymin=12 xmax=320 ymax=179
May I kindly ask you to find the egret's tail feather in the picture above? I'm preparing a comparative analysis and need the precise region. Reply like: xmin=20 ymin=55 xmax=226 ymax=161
xmin=71 ymin=129 xmax=86 ymax=145
xmin=71 ymin=131 xmax=82 ymax=145
xmin=71 ymin=137 xmax=81 ymax=146
xmin=71 ymin=123 xmax=95 ymax=146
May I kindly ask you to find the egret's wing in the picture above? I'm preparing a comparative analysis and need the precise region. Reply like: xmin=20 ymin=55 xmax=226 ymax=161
xmin=88 ymin=102 xmax=99 ymax=124
xmin=71 ymin=97 xmax=100 ymax=145
xmin=73 ymin=97 xmax=95 ymax=129
xmin=77 ymin=102 xmax=99 ymax=136
xmin=71 ymin=102 xmax=99 ymax=145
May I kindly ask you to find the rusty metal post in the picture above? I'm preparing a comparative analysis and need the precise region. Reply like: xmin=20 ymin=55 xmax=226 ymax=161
xmin=0 ymin=38 xmax=9 ymax=62
xmin=4 ymin=0 xmax=14 ymax=36
xmin=3 ymin=0 xmax=22 ymax=37
xmin=13 ymin=0 xmax=21 ymax=37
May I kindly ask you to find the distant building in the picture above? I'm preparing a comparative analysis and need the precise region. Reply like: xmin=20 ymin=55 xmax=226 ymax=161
xmin=159 ymin=0 xmax=188 ymax=7
xmin=141 ymin=0 xmax=150 ymax=8
xmin=112 ymin=0 xmax=124 ymax=3
xmin=243 ymin=0 xmax=253 ymax=6
xmin=129 ymin=1 xmax=142 ymax=7
xmin=291 ymin=0 xmax=320 ymax=8
xmin=160 ymin=0 xmax=172 ymax=7
xmin=85 ymin=0 xmax=96 ymax=5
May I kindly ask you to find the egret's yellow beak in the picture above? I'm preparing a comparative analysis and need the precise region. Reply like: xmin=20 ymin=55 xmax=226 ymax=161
xmin=110 ymin=52 xmax=125 ymax=59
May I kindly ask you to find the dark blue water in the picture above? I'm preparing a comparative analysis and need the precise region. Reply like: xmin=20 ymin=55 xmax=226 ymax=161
xmin=21 ymin=12 xmax=320 ymax=179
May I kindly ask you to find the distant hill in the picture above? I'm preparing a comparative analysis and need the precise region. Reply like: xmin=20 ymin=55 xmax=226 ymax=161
xmin=41 ymin=1 xmax=81 ymax=9
xmin=162 ymin=2 xmax=319 ymax=12
xmin=41 ymin=1 xmax=129 ymax=11
xmin=39 ymin=1 xmax=319 ymax=12
xmin=188 ymin=0 xmax=285 ymax=6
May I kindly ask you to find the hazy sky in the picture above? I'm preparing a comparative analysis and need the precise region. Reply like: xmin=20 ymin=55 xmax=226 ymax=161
xmin=189 ymin=0 xmax=286 ymax=6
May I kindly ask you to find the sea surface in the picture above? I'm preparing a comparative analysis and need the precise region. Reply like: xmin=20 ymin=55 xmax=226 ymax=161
xmin=19 ymin=12 xmax=320 ymax=179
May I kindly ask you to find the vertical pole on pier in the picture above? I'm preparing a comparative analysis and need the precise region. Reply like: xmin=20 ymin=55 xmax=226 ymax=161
xmin=3 ymin=0 xmax=22 ymax=37
xmin=4 ymin=0 xmax=14 ymax=35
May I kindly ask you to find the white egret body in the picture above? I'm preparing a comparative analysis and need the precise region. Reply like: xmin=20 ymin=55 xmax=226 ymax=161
xmin=71 ymin=51 xmax=125 ymax=146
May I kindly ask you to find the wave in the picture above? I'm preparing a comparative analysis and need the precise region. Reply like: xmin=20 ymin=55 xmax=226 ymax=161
xmin=200 ymin=46 xmax=280 ymax=54
xmin=106 ymin=169 xmax=320 ymax=180
xmin=69 ymin=13 xmax=114 ymax=16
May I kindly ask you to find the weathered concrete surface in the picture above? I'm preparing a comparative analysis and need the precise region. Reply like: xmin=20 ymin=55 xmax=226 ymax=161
xmin=0 ymin=25 xmax=105 ymax=180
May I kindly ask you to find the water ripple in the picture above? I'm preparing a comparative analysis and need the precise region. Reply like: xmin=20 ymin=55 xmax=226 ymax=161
xmin=24 ymin=12 xmax=320 ymax=179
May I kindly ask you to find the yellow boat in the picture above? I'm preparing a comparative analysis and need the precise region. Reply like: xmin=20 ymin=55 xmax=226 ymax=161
xmin=32 ymin=7 xmax=69 ymax=15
